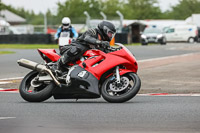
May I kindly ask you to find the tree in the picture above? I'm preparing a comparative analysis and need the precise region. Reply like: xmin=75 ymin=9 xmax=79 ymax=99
xmin=57 ymin=0 xmax=102 ymax=23
xmin=101 ymin=0 xmax=124 ymax=19
xmin=165 ymin=0 xmax=200 ymax=19
xmin=122 ymin=0 xmax=162 ymax=19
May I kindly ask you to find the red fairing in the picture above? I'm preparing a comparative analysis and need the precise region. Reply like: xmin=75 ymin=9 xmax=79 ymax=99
xmin=38 ymin=49 xmax=60 ymax=62
xmin=37 ymin=45 xmax=138 ymax=80
xmin=83 ymin=49 xmax=105 ymax=57
xmin=79 ymin=48 xmax=138 ymax=80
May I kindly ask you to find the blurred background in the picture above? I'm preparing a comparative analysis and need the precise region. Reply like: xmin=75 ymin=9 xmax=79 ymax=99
xmin=0 ymin=0 xmax=200 ymax=44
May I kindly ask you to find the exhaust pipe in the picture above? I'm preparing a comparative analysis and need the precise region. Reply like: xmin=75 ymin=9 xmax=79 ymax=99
xmin=17 ymin=59 xmax=61 ymax=87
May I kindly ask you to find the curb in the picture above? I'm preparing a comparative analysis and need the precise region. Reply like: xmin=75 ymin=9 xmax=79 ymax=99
xmin=0 ymin=88 xmax=200 ymax=96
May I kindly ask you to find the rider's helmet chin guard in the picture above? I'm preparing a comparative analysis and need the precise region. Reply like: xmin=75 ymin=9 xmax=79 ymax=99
xmin=98 ymin=21 xmax=116 ymax=41
xmin=62 ymin=17 xmax=71 ymax=29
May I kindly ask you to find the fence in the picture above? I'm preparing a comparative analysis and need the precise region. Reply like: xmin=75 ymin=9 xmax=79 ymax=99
xmin=0 ymin=33 xmax=128 ymax=44
xmin=0 ymin=34 xmax=53 ymax=44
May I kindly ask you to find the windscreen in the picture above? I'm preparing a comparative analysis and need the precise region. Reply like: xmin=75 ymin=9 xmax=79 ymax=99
xmin=143 ymin=28 xmax=162 ymax=34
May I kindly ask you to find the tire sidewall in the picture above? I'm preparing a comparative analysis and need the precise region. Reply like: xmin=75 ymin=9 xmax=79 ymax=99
xmin=101 ymin=73 xmax=141 ymax=103
xmin=19 ymin=71 xmax=55 ymax=102
xmin=161 ymin=37 xmax=167 ymax=45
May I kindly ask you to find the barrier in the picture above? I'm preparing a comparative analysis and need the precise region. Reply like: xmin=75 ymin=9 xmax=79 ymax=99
xmin=0 ymin=34 xmax=53 ymax=44
xmin=0 ymin=33 xmax=128 ymax=44
xmin=115 ymin=33 xmax=128 ymax=44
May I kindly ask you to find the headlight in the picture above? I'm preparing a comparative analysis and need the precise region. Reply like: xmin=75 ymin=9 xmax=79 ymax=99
xmin=157 ymin=34 xmax=163 ymax=38
xmin=141 ymin=35 xmax=147 ymax=38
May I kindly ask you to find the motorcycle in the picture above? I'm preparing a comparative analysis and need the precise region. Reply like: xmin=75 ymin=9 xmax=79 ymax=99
xmin=17 ymin=43 xmax=141 ymax=103
xmin=58 ymin=32 xmax=72 ymax=51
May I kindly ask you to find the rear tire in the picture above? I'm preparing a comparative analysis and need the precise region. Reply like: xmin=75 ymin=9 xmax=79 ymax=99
xmin=188 ymin=37 xmax=195 ymax=43
xmin=101 ymin=73 xmax=141 ymax=103
xmin=19 ymin=71 xmax=55 ymax=102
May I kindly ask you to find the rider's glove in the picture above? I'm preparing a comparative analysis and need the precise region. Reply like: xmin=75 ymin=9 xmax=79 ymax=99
xmin=96 ymin=40 xmax=110 ymax=48
xmin=101 ymin=41 xmax=110 ymax=48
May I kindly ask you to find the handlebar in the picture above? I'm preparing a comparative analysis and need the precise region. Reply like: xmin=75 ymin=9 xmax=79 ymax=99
xmin=105 ymin=45 xmax=122 ymax=53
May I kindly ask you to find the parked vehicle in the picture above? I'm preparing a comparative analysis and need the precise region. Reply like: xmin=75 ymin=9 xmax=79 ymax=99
xmin=197 ymin=27 xmax=200 ymax=42
xmin=141 ymin=26 xmax=166 ymax=45
xmin=17 ymin=43 xmax=141 ymax=103
xmin=164 ymin=24 xmax=198 ymax=43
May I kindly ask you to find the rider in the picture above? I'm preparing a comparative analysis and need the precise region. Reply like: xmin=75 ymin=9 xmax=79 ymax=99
xmin=54 ymin=20 xmax=116 ymax=72
xmin=54 ymin=17 xmax=78 ymax=42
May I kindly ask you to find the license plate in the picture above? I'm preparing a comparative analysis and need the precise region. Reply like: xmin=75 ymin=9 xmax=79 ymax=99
xmin=148 ymin=38 xmax=155 ymax=41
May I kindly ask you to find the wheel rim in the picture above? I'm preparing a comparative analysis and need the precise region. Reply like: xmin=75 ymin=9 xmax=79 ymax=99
xmin=189 ymin=38 xmax=194 ymax=43
xmin=105 ymin=75 xmax=135 ymax=97
xmin=24 ymin=72 xmax=48 ymax=93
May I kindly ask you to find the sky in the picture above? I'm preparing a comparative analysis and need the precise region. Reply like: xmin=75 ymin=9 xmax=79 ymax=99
xmin=2 ymin=0 xmax=180 ymax=14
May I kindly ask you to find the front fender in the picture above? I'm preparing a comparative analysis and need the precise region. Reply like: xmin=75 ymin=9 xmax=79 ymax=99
xmin=119 ymin=69 xmax=135 ymax=76
xmin=104 ymin=69 xmax=135 ymax=79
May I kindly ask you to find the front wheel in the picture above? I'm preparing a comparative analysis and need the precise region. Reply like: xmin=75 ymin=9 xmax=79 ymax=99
xmin=160 ymin=38 xmax=167 ymax=45
xmin=101 ymin=73 xmax=141 ymax=103
xmin=19 ymin=71 xmax=55 ymax=102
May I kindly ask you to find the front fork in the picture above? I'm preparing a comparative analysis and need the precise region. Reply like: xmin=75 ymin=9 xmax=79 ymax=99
xmin=115 ymin=66 xmax=121 ymax=84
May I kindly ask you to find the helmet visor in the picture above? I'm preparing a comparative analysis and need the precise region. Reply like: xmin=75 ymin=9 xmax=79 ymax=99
xmin=108 ymin=31 xmax=116 ymax=41
xmin=103 ymin=26 xmax=116 ymax=41
xmin=62 ymin=23 xmax=70 ymax=29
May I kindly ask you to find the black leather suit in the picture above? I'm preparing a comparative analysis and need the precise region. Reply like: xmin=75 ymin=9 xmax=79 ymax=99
xmin=59 ymin=28 xmax=106 ymax=65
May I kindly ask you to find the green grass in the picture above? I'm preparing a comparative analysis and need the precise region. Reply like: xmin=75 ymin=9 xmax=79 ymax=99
xmin=0 ymin=51 xmax=16 ymax=55
xmin=0 ymin=43 xmax=158 ymax=50
xmin=128 ymin=43 xmax=157 ymax=45
xmin=128 ymin=43 xmax=141 ymax=45
xmin=0 ymin=44 xmax=58 ymax=49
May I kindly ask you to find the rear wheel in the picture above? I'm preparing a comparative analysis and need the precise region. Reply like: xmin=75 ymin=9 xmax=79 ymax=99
xmin=19 ymin=71 xmax=55 ymax=102
xmin=101 ymin=73 xmax=141 ymax=103
xmin=188 ymin=37 xmax=195 ymax=43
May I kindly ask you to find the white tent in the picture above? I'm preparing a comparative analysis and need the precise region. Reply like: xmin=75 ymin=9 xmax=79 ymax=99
xmin=140 ymin=20 xmax=186 ymax=29
xmin=186 ymin=14 xmax=200 ymax=27
xmin=0 ymin=10 xmax=26 ymax=24
xmin=0 ymin=19 xmax=10 ymax=26
xmin=0 ymin=19 xmax=10 ymax=35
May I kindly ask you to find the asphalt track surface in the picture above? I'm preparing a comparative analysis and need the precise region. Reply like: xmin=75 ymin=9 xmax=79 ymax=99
xmin=1 ymin=43 xmax=200 ymax=133
xmin=0 ymin=93 xmax=200 ymax=133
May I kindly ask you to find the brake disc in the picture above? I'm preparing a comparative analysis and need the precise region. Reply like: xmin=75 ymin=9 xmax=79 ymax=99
xmin=109 ymin=77 xmax=129 ymax=92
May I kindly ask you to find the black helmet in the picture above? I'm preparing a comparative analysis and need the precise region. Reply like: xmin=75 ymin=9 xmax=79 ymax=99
xmin=98 ymin=21 xmax=116 ymax=41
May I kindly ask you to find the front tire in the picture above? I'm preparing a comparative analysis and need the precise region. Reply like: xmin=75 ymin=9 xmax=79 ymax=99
xmin=101 ymin=73 xmax=141 ymax=103
xmin=160 ymin=37 xmax=167 ymax=45
xmin=19 ymin=71 xmax=55 ymax=102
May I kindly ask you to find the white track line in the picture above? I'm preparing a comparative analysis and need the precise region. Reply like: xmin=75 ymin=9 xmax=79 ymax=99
xmin=137 ymin=53 xmax=197 ymax=63
xmin=0 ymin=77 xmax=23 ymax=81
xmin=0 ymin=81 xmax=12 ymax=84
xmin=0 ymin=117 xmax=16 ymax=120
xmin=138 ymin=93 xmax=200 ymax=96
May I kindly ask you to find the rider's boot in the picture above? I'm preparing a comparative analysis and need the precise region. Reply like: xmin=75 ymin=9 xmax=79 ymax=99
xmin=48 ymin=59 xmax=67 ymax=76
xmin=56 ymin=60 xmax=67 ymax=74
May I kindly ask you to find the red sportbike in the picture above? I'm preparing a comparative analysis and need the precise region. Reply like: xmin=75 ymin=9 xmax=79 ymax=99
xmin=17 ymin=43 xmax=141 ymax=103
